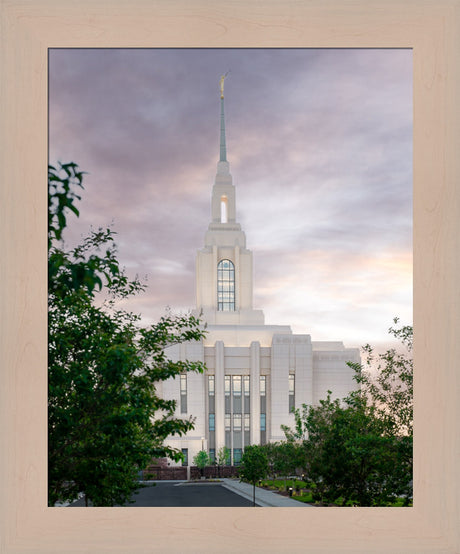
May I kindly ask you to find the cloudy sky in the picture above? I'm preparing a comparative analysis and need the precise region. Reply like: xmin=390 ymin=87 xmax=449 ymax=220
xmin=48 ymin=48 xmax=412 ymax=349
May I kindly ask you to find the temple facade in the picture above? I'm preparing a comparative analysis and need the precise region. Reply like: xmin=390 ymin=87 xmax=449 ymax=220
xmin=161 ymin=80 xmax=360 ymax=466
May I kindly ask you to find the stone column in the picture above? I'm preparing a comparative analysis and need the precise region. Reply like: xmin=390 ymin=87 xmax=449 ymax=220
xmin=294 ymin=335 xmax=313 ymax=408
xmin=214 ymin=340 xmax=225 ymax=451
xmin=250 ymin=341 xmax=261 ymax=444
xmin=270 ymin=335 xmax=290 ymax=442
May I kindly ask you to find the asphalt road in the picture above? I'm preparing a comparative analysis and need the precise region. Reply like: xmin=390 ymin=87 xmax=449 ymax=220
xmin=70 ymin=481 xmax=254 ymax=507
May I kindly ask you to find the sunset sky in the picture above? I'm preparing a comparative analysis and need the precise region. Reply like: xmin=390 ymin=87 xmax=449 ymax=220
xmin=48 ymin=48 xmax=412 ymax=349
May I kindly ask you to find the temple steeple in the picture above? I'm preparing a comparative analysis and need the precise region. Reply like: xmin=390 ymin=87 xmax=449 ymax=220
xmin=212 ymin=74 xmax=235 ymax=221
xmin=163 ymin=75 xmax=360 ymax=474
xmin=193 ymin=77 xmax=265 ymax=327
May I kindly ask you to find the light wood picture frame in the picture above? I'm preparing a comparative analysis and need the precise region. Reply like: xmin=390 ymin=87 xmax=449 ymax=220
xmin=1 ymin=1 xmax=459 ymax=552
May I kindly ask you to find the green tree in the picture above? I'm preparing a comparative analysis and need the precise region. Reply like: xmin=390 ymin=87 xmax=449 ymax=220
xmin=282 ymin=320 xmax=413 ymax=506
xmin=349 ymin=318 xmax=413 ymax=438
xmin=239 ymin=445 xmax=269 ymax=506
xmin=216 ymin=446 xmax=230 ymax=477
xmin=216 ymin=445 xmax=230 ymax=466
xmin=293 ymin=393 xmax=408 ymax=506
xmin=193 ymin=450 xmax=210 ymax=477
xmin=263 ymin=442 xmax=299 ymax=490
xmin=348 ymin=319 xmax=413 ymax=504
xmin=48 ymin=163 xmax=207 ymax=506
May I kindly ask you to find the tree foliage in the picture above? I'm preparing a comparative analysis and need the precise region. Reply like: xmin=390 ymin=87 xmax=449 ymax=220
xmin=289 ymin=394 xmax=411 ymax=506
xmin=48 ymin=162 xmax=207 ymax=506
xmin=193 ymin=450 xmax=210 ymax=471
xmin=349 ymin=318 xmax=413 ymax=438
xmin=239 ymin=445 xmax=269 ymax=506
xmin=216 ymin=446 xmax=231 ymax=467
xmin=282 ymin=320 xmax=413 ymax=506
xmin=240 ymin=445 xmax=269 ymax=484
xmin=263 ymin=441 xmax=300 ymax=486
xmin=214 ymin=445 xmax=231 ymax=477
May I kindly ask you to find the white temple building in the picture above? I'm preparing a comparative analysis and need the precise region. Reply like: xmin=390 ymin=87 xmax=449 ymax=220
xmin=161 ymin=79 xmax=360 ymax=467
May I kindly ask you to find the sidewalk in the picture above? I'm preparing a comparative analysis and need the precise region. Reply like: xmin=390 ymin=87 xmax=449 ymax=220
xmin=220 ymin=479 xmax=314 ymax=507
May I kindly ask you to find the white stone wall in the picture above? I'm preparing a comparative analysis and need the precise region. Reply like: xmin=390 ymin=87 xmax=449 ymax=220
xmin=195 ymin=246 xmax=214 ymax=309
xmin=162 ymin=335 xmax=360 ymax=465
xmin=268 ymin=334 xmax=317 ymax=442
xmin=195 ymin=241 xmax=263 ymax=325
xmin=203 ymin=324 xmax=290 ymax=347
xmin=311 ymin=343 xmax=360 ymax=404
xmin=162 ymin=341 xmax=207 ymax=466
xmin=211 ymin=181 xmax=236 ymax=223
xmin=270 ymin=336 xmax=292 ymax=442
xmin=292 ymin=335 xmax=313 ymax=410
xmin=238 ymin=249 xmax=253 ymax=310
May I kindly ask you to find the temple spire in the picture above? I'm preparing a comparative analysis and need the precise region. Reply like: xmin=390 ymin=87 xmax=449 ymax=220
xmin=219 ymin=96 xmax=227 ymax=162
xmin=219 ymin=73 xmax=229 ymax=163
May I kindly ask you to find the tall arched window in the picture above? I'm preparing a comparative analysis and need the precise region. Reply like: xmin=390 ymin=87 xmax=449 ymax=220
xmin=217 ymin=259 xmax=235 ymax=311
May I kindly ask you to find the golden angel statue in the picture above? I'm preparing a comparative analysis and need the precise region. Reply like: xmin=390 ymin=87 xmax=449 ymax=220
xmin=220 ymin=72 xmax=229 ymax=98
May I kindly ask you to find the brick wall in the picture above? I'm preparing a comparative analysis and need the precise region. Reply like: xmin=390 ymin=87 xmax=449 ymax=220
xmin=142 ymin=465 xmax=239 ymax=480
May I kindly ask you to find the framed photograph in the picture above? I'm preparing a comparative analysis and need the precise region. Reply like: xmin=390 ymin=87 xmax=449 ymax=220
xmin=1 ymin=1 xmax=459 ymax=552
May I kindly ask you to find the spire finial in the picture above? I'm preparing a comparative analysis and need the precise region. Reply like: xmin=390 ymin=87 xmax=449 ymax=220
xmin=219 ymin=71 xmax=229 ymax=99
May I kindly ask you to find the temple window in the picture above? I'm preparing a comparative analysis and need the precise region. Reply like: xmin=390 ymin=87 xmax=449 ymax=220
xmin=220 ymin=195 xmax=228 ymax=223
xmin=217 ymin=259 xmax=235 ymax=311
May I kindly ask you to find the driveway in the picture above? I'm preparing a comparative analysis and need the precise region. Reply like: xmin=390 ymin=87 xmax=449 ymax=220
xmin=69 ymin=481 xmax=254 ymax=507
